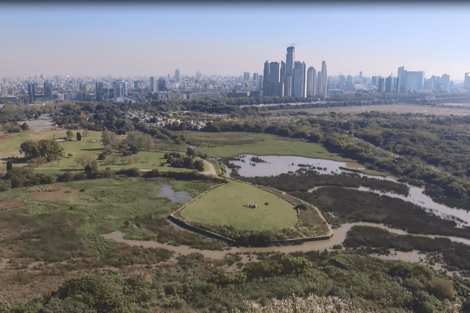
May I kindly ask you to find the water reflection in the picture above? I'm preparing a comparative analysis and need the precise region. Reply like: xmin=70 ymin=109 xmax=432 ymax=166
xmin=227 ymin=154 xmax=469 ymax=227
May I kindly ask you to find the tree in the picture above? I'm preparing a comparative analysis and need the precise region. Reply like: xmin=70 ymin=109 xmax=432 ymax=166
xmin=187 ymin=147 xmax=196 ymax=157
xmin=19 ymin=139 xmax=64 ymax=162
xmin=3 ymin=167 xmax=35 ymax=188
xmin=21 ymin=122 xmax=30 ymax=131
xmin=6 ymin=161 xmax=12 ymax=172
xmin=66 ymin=130 xmax=74 ymax=140
xmin=76 ymin=132 xmax=82 ymax=141
xmin=101 ymin=130 xmax=120 ymax=148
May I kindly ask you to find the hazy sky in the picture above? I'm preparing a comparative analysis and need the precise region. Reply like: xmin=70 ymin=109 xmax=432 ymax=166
xmin=1 ymin=3 xmax=469 ymax=80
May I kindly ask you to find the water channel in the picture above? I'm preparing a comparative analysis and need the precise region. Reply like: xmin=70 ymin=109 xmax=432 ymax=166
xmin=102 ymin=155 xmax=470 ymax=267
xmin=226 ymin=154 xmax=470 ymax=227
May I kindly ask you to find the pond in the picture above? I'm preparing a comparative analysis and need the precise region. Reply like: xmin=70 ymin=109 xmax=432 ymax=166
xmin=226 ymin=154 xmax=470 ymax=227
xmin=157 ymin=184 xmax=193 ymax=202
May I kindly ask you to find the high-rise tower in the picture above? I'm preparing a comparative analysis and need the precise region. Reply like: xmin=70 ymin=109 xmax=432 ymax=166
xmin=284 ymin=46 xmax=295 ymax=97
xmin=321 ymin=61 xmax=328 ymax=98
xmin=44 ymin=81 xmax=53 ymax=100
xmin=293 ymin=61 xmax=306 ymax=98
xmin=307 ymin=67 xmax=316 ymax=97
xmin=95 ymin=82 xmax=104 ymax=101
xmin=27 ymin=82 xmax=36 ymax=104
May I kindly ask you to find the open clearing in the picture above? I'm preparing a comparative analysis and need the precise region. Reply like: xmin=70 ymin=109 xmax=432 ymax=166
xmin=271 ymin=104 xmax=470 ymax=116
xmin=0 ymin=128 xmax=192 ymax=173
xmin=184 ymin=132 xmax=351 ymax=161
xmin=181 ymin=180 xmax=298 ymax=231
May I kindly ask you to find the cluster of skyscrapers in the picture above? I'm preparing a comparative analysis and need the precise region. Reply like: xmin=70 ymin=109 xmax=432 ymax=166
xmin=263 ymin=46 xmax=328 ymax=98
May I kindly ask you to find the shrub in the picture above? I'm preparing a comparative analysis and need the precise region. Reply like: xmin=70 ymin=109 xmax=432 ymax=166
xmin=0 ymin=179 xmax=11 ymax=191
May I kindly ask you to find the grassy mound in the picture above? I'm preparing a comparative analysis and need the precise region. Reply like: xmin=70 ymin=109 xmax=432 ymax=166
xmin=181 ymin=181 xmax=297 ymax=231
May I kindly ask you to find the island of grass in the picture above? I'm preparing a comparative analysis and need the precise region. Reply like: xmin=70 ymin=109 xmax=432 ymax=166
xmin=177 ymin=180 xmax=331 ymax=245
xmin=181 ymin=180 xmax=297 ymax=231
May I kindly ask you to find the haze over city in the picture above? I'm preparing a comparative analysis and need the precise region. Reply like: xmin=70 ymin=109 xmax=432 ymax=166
xmin=1 ymin=2 xmax=469 ymax=79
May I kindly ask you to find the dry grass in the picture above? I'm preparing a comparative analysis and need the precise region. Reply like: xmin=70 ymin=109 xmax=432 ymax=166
xmin=0 ymin=197 xmax=25 ymax=212
xmin=30 ymin=187 xmax=80 ymax=202
xmin=27 ymin=186 xmax=59 ymax=193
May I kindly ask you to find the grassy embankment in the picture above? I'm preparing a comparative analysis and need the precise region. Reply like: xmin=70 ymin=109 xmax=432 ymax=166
xmin=181 ymin=180 xmax=297 ymax=232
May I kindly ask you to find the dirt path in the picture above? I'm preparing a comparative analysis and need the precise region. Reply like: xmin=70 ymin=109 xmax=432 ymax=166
xmin=201 ymin=160 xmax=217 ymax=176
xmin=0 ymin=258 xmax=9 ymax=270
xmin=102 ymin=222 xmax=470 ymax=264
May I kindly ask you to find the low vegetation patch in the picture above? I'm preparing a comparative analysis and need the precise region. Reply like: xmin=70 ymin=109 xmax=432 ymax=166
xmin=0 ymin=197 xmax=24 ymax=212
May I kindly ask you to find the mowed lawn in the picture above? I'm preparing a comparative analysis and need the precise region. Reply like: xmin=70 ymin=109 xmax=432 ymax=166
xmin=181 ymin=181 xmax=298 ymax=231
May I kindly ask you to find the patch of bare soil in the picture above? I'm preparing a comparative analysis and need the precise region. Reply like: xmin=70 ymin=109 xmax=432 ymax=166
xmin=0 ymin=197 xmax=25 ymax=212
xmin=109 ymin=202 xmax=120 ymax=206
xmin=31 ymin=187 xmax=80 ymax=202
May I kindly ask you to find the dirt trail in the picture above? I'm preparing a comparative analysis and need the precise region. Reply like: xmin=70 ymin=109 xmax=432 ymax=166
xmin=0 ymin=258 xmax=9 ymax=270
xmin=102 ymin=222 xmax=470 ymax=263
xmin=201 ymin=160 xmax=217 ymax=176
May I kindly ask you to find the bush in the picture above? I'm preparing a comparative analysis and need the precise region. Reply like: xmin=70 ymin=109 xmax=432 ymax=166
xmin=0 ymin=179 xmax=11 ymax=191
xmin=116 ymin=168 xmax=142 ymax=177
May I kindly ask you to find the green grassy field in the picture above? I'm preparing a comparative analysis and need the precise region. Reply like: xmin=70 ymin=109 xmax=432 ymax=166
xmin=0 ymin=129 xmax=193 ymax=173
xmin=361 ymin=169 xmax=389 ymax=177
xmin=181 ymin=180 xmax=297 ymax=231
xmin=183 ymin=132 xmax=352 ymax=161
xmin=0 ymin=178 xmax=214 ymax=256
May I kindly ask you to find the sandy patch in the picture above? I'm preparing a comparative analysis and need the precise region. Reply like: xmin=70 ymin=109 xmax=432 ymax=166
xmin=110 ymin=202 xmax=120 ymax=206
xmin=0 ymin=197 xmax=25 ymax=212
xmin=31 ymin=187 xmax=80 ymax=202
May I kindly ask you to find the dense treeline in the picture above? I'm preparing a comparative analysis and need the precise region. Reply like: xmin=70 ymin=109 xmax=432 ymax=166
xmin=290 ymin=187 xmax=470 ymax=239
xmin=1 ymin=251 xmax=465 ymax=312
xmin=0 ymin=166 xmax=222 ymax=192
xmin=239 ymin=170 xmax=409 ymax=196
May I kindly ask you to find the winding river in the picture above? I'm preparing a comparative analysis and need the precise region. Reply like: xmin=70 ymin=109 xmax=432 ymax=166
xmin=102 ymin=155 xmax=470 ymax=267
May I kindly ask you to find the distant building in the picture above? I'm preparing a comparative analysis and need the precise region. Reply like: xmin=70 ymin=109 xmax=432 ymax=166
xmin=44 ymin=81 xmax=53 ymax=99
xmin=79 ymin=82 xmax=87 ymax=93
xmin=385 ymin=75 xmax=393 ymax=93
xmin=397 ymin=66 xmax=406 ymax=93
xmin=371 ymin=76 xmax=378 ymax=86
xmin=441 ymin=74 xmax=450 ymax=90
xmin=293 ymin=61 xmax=306 ymax=98
xmin=285 ymin=46 xmax=295 ymax=96
xmin=377 ymin=77 xmax=385 ymax=93
xmin=133 ymin=80 xmax=142 ymax=89
xmin=175 ymin=69 xmax=180 ymax=81
xmin=465 ymin=73 xmax=470 ymax=90
xmin=405 ymin=71 xmax=425 ymax=92
xmin=95 ymin=82 xmax=104 ymax=101
xmin=227 ymin=91 xmax=250 ymax=98
xmin=319 ymin=61 xmax=328 ymax=98
xmin=150 ymin=77 xmax=156 ymax=92
xmin=27 ymin=82 xmax=36 ymax=104
xmin=306 ymin=67 xmax=317 ymax=97
xmin=253 ymin=73 xmax=259 ymax=81
xmin=243 ymin=72 xmax=250 ymax=81
xmin=397 ymin=67 xmax=425 ymax=93
xmin=113 ymin=81 xmax=128 ymax=99
xmin=158 ymin=78 xmax=167 ymax=91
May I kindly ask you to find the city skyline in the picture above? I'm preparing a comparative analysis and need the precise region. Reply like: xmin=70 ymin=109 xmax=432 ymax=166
xmin=0 ymin=3 xmax=469 ymax=80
